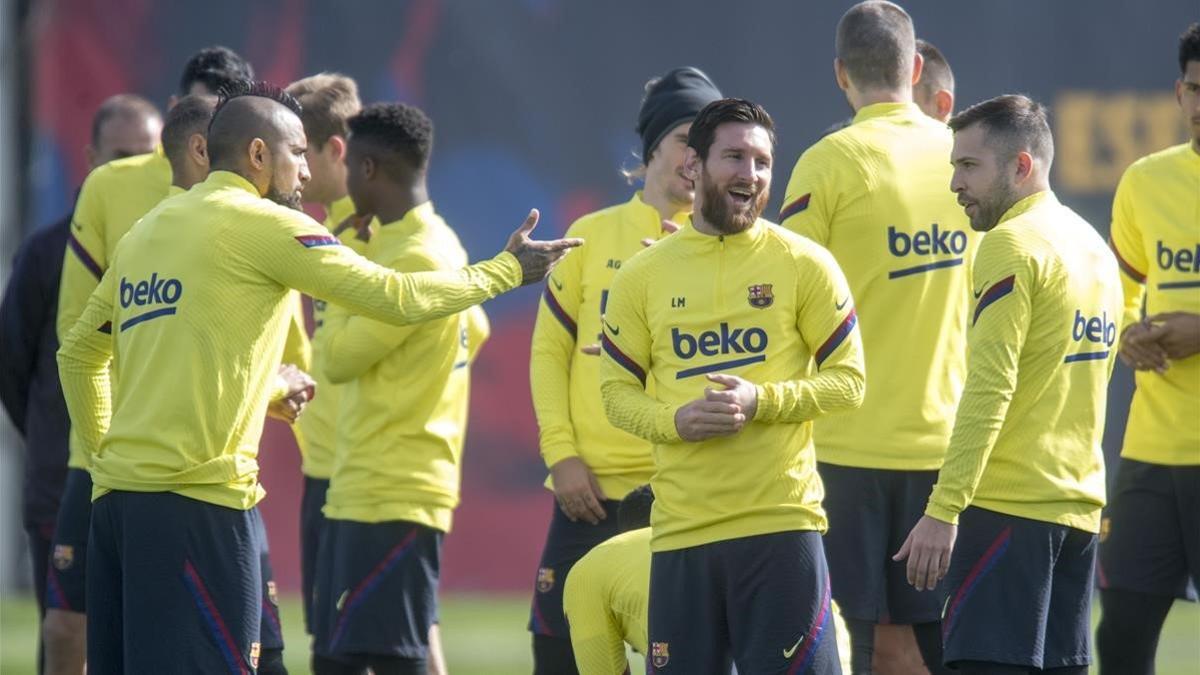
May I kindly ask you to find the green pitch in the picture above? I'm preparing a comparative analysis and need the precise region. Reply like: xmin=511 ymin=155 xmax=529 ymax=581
xmin=1 ymin=593 xmax=1196 ymax=674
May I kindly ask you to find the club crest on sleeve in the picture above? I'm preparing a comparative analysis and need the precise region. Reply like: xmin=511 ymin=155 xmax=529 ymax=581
xmin=294 ymin=234 xmax=340 ymax=248
xmin=536 ymin=567 xmax=556 ymax=593
xmin=249 ymin=642 xmax=261 ymax=669
xmin=652 ymin=641 xmax=670 ymax=668
xmin=748 ymin=284 xmax=774 ymax=309
xmin=52 ymin=545 xmax=74 ymax=570
xmin=267 ymin=580 xmax=279 ymax=606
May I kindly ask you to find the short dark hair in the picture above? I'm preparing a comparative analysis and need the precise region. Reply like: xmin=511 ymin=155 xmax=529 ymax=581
xmin=915 ymin=39 xmax=954 ymax=98
xmin=179 ymin=46 xmax=254 ymax=96
xmin=162 ymin=94 xmax=217 ymax=165
xmin=686 ymin=98 xmax=776 ymax=161
xmin=206 ymin=81 xmax=303 ymax=167
xmin=285 ymin=73 xmax=362 ymax=148
xmin=836 ymin=1 xmax=916 ymax=91
xmin=617 ymin=484 xmax=655 ymax=532
xmin=90 ymin=94 xmax=161 ymax=146
xmin=949 ymin=94 xmax=1054 ymax=167
xmin=347 ymin=102 xmax=434 ymax=173
xmin=1180 ymin=23 xmax=1200 ymax=75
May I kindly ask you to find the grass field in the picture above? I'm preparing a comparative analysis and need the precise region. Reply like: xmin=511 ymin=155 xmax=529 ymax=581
xmin=1 ymin=593 xmax=1197 ymax=674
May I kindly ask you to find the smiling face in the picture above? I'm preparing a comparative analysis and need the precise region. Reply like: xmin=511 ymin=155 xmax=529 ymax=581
xmin=686 ymin=121 xmax=774 ymax=235
xmin=644 ymin=122 xmax=697 ymax=211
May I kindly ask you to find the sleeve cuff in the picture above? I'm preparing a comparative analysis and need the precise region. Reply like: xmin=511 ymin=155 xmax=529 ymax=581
xmin=754 ymin=384 xmax=780 ymax=423
xmin=541 ymin=443 xmax=579 ymax=468
xmin=656 ymin=404 xmax=682 ymax=443
xmin=924 ymin=500 xmax=961 ymax=526
xmin=492 ymin=251 xmax=524 ymax=291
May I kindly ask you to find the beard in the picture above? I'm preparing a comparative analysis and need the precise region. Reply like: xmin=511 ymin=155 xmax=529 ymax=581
xmin=266 ymin=185 xmax=304 ymax=211
xmin=698 ymin=171 xmax=769 ymax=235
xmin=967 ymin=174 xmax=1019 ymax=232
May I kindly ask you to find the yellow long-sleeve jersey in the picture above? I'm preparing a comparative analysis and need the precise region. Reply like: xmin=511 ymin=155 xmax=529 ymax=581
xmin=1108 ymin=143 xmax=1200 ymax=467
xmin=563 ymin=527 xmax=853 ymax=674
xmin=56 ymin=171 xmax=520 ymax=510
xmin=320 ymin=202 xmax=486 ymax=532
xmin=295 ymin=196 xmax=371 ymax=478
xmin=530 ymin=193 xmax=688 ymax=499
xmin=781 ymin=102 xmax=979 ymax=471
xmin=58 ymin=149 xmax=172 ymax=468
xmin=926 ymin=192 xmax=1123 ymax=533
xmin=599 ymin=220 xmax=865 ymax=552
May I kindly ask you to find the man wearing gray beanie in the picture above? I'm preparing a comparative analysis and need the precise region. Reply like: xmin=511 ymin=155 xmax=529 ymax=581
xmin=527 ymin=66 xmax=721 ymax=674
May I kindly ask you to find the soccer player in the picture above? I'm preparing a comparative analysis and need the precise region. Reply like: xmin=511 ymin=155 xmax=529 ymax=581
xmin=780 ymin=4 xmax=976 ymax=673
xmin=307 ymin=102 xmax=481 ymax=675
xmin=914 ymin=39 xmax=954 ymax=124
xmin=0 ymin=93 xmax=159 ymax=675
xmin=56 ymin=81 xmax=578 ymax=674
xmin=564 ymin=485 xmax=855 ymax=674
xmin=600 ymin=97 xmax=864 ymax=674
xmin=895 ymin=95 xmax=1123 ymax=674
xmin=1095 ymin=23 xmax=1200 ymax=675
xmin=528 ymin=66 xmax=721 ymax=673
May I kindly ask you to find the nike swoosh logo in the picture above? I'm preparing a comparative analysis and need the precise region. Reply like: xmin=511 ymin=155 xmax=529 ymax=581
xmin=551 ymin=276 xmax=563 ymax=291
xmin=835 ymin=296 xmax=849 ymax=310
xmin=603 ymin=320 xmax=619 ymax=336
xmin=973 ymin=283 xmax=987 ymax=299
xmin=783 ymin=635 xmax=805 ymax=659
xmin=71 ymin=220 xmax=83 ymax=232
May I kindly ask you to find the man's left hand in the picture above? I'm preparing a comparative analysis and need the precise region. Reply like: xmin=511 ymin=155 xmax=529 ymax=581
xmin=894 ymin=515 xmax=957 ymax=591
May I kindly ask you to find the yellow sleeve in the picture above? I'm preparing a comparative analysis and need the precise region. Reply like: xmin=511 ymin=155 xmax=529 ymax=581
xmin=599 ymin=263 xmax=680 ymax=444
xmin=779 ymin=140 xmax=842 ymax=245
xmin=465 ymin=306 xmax=490 ymax=363
xmin=56 ymin=268 xmax=117 ymax=458
xmin=926 ymin=232 xmax=1033 ymax=524
xmin=280 ymin=292 xmax=312 ymax=371
xmin=1108 ymin=168 xmax=1147 ymax=329
xmin=564 ymin=558 xmax=630 ymax=675
xmin=530 ymin=225 xmax=585 ymax=467
xmin=318 ymin=250 xmax=440 ymax=384
xmin=230 ymin=210 xmax=522 ymax=330
xmin=58 ymin=170 xmax=110 ymax=339
xmin=755 ymin=247 xmax=866 ymax=423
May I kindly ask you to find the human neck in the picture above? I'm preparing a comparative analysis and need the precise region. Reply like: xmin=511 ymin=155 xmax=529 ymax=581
xmin=373 ymin=182 xmax=429 ymax=224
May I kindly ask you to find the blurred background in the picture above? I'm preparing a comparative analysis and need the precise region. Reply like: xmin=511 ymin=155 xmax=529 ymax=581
xmin=0 ymin=0 xmax=1197 ymax=673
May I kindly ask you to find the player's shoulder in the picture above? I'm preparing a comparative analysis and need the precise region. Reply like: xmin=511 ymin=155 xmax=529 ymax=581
xmin=1123 ymin=143 xmax=1193 ymax=182
xmin=794 ymin=129 xmax=854 ymax=170
xmin=88 ymin=151 xmax=168 ymax=187
xmin=761 ymin=220 xmax=838 ymax=266
xmin=565 ymin=198 xmax=641 ymax=238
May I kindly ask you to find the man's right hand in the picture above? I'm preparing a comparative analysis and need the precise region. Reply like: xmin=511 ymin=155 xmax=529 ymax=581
xmin=674 ymin=398 xmax=745 ymax=442
xmin=550 ymin=456 xmax=608 ymax=525
xmin=267 ymin=364 xmax=316 ymax=424
xmin=1118 ymin=321 xmax=1168 ymax=373
xmin=504 ymin=209 xmax=584 ymax=285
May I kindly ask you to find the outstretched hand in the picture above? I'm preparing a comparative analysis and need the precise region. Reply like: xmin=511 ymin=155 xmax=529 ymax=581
xmin=504 ymin=209 xmax=584 ymax=285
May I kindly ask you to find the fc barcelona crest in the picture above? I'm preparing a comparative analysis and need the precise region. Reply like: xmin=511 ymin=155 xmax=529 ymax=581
xmin=249 ymin=642 xmax=261 ymax=669
xmin=651 ymin=642 xmax=670 ymax=668
xmin=52 ymin=545 xmax=74 ymax=570
xmin=748 ymin=284 xmax=774 ymax=309
xmin=536 ymin=567 xmax=556 ymax=593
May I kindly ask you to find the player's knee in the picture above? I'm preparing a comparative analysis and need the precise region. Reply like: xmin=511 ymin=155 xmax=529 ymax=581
xmin=872 ymin=624 xmax=928 ymax=675
xmin=42 ymin=609 xmax=86 ymax=650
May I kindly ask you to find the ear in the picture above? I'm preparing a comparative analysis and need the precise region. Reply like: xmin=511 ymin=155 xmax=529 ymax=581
xmin=188 ymin=133 xmax=208 ymax=166
xmin=361 ymin=154 xmax=377 ymax=181
xmin=682 ymin=147 xmax=700 ymax=180
xmin=248 ymin=138 xmax=268 ymax=171
xmin=1014 ymin=150 xmax=1034 ymax=182
xmin=833 ymin=58 xmax=850 ymax=92
xmin=911 ymin=51 xmax=925 ymax=87
xmin=936 ymin=90 xmax=955 ymax=122
xmin=326 ymin=135 xmax=347 ymax=163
